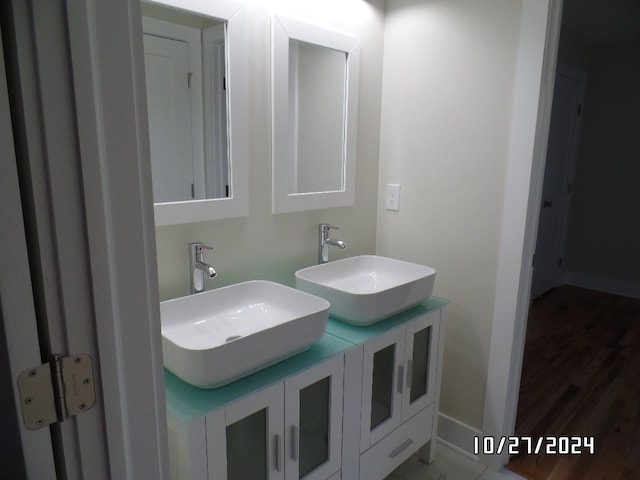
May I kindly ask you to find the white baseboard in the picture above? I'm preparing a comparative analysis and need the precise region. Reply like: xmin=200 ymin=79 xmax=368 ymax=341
xmin=437 ymin=412 xmax=482 ymax=461
xmin=563 ymin=271 xmax=640 ymax=299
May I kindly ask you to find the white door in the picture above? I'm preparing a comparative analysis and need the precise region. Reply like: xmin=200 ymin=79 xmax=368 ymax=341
xmin=144 ymin=34 xmax=195 ymax=203
xmin=0 ymin=24 xmax=57 ymax=478
xmin=531 ymin=65 xmax=586 ymax=297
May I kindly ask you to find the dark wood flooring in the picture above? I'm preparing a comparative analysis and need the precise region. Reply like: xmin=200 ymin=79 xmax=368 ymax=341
xmin=506 ymin=286 xmax=640 ymax=480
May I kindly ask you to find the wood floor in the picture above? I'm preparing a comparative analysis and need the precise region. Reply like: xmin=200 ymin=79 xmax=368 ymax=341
xmin=506 ymin=286 xmax=640 ymax=480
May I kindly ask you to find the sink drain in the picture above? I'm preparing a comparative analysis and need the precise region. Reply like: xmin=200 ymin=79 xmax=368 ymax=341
xmin=225 ymin=335 xmax=242 ymax=343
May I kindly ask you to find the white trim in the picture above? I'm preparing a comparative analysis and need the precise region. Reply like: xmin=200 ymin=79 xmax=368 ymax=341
xmin=564 ymin=271 xmax=640 ymax=299
xmin=482 ymin=0 xmax=563 ymax=471
xmin=66 ymin=1 xmax=170 ymax=477
xmin=437 ymin=413 xmax=482 ymax=461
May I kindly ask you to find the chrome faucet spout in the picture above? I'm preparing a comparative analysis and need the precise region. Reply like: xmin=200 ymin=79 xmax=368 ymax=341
xmin=318 ymin=224 xmax=347 ymax=264
xmin=189 ymin=242 xmax=216 ymax=293
xmin=195 ymin=261 xmax=217 ymax=279
xmin=326 ymin=239 xmax=347 ymax=249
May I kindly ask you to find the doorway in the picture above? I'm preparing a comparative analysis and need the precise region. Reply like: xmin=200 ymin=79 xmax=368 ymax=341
xmin=530 ymin=64 xmax=585 ymax=299
xmin=508 ymin=0 xmax=640 ymax=476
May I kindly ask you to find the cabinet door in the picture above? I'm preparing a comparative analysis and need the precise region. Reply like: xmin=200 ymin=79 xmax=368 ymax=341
xmin=360 ymin=327 xmax=405 ymax=451
xmin=207 ymin=383 xmax=285 ymax=480
xmin=401 ymin=310 xmax=440 ymax=420
xmin=284 ymin=355 xmax=344 ymax=480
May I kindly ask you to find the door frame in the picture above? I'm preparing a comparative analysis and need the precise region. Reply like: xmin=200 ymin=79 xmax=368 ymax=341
xmin=482 ymin=0 xmax=564 ymax=470
xmin=2 ymin=0 xmax=168 ymax=478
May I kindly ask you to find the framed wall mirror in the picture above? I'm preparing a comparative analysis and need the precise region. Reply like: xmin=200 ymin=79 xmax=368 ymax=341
xmin=272 ymin=15 xmax=360 ymax=214
xmin=141 ymin=0 xmax=248 ymax=226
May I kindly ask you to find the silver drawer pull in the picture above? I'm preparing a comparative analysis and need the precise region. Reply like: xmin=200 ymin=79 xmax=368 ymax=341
xmin=397 ymin=365 xmax=404 ymax=393
xmin=274 ymin=434 xmax=282 ymax=472
xmin=291 ymin=425 xmax=299 ymax=462
xmin=388 ymin=439 xmax=414 ymax=459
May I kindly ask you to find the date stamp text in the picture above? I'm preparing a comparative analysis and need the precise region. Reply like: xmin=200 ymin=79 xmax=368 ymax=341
xmin=474 ymin=436 xmax=595 ymax=456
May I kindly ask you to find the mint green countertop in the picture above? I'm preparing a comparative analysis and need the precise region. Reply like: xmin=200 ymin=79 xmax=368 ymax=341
xmin=165 ymin=333 xmax=353 ymax=423
xmin=165 ymin=296 xmax=448 ymax=423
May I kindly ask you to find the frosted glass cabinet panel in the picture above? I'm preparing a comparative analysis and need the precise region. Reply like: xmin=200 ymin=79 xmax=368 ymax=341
xmin=360 ymin=310 xmax=440 ymax=452
xmin=409 ymin=327 xmax=431 ymax=403
xmin=226 ymin=408 xmax=268 ymax=479
xmin=284 ymin=355 xmax=344 ymax=480
xmin=370 ymin=344 xmax=398 ymax=430
xmin=299 ymin=378 xmax=330 ymax=475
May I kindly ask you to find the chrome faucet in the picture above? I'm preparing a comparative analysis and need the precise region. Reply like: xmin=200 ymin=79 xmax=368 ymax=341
xmin=189 ymin=242 xmax=217 ymax=294
xmin=319 ymin=224 xmax=346 ymax=264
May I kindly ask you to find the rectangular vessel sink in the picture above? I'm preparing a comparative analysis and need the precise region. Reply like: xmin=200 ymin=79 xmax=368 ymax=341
xmin=295 ymin=255 xmax=436 ymax=326
xmin=160 ymin=280 xmax=330 ymax=388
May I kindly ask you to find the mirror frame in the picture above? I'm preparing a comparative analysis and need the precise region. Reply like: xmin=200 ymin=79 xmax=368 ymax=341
xmin=271 ymin=15 xmax=360 ymax=214
xmin=148 ymin=0 xmax=249 ymax=226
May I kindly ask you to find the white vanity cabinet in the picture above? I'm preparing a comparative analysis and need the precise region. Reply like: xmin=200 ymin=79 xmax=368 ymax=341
xmin=328 ymin=299 xmax=446 ymax=480
xmin=164 ymin=297 xmax=447 ymax=480
xmin=206 ymin=355 xmax=344 ymax=480
xmin=164 ymin=334 xmax=350 ymax=480
xmin=360 ymin=311 xmax=440 ymax=450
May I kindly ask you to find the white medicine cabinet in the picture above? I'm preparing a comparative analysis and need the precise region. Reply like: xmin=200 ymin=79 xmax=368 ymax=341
xmin=141 ymin=0 xmax=249 ymax=225
xmin=271 ymin=15 xmax=360 ymax=214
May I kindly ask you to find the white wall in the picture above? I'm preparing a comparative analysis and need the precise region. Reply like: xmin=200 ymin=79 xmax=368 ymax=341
xmin=376 ymin=0 xmax=523 ymax=430
xmin=155 ymin=2 xmax=385 ymax=300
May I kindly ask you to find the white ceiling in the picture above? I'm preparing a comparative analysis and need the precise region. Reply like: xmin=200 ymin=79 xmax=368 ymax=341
xmin=562 ymin=0 xmax=640 ymax=44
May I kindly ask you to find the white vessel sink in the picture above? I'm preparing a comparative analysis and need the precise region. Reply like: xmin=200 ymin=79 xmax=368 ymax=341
xmin=295 ymin=255 xmax=436 ymax=326
xmin=160 ymin=280 xmax=330 ymax=388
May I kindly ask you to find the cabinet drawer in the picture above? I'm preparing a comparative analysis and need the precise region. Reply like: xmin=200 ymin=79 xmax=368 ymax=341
xmin=359 ymin=404 xmax=434 ymax=480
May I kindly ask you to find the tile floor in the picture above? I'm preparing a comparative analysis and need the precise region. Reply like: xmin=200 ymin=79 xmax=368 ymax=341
xmin=384 ymin=443 xmax=526 ymax=480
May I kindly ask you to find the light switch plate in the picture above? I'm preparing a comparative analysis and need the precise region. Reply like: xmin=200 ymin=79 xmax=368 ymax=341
xmin=385 ymin=184 xmax=401 ymax=211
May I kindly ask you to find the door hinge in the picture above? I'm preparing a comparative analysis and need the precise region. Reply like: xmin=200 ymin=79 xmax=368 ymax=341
xmin=577 ymin=104 xmax=582 ymax=116
xmin=558 ymin=257 xmax=563 ymax=267
xmin=17 ymin=354 xmax=96 ymax=430
xmin=187 ymin=71 xmax=193 ymax=89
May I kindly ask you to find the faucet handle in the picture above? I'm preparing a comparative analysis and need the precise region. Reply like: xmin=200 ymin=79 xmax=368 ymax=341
xmin=320 ymin=223 xmax=339 ymax=231
xmin=190 ymin=242 xmax=213 ymax=252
